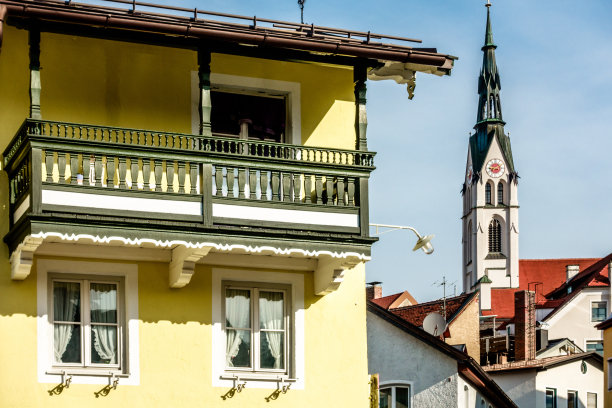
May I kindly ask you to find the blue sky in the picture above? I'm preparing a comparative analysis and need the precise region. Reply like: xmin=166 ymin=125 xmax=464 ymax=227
xmin=125 ymin=0 xmax=612 ymax=301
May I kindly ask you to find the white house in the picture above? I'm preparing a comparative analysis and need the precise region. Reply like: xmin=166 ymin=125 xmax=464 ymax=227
xmin=485 ymin=352 xmax=602 ymax=408
xmin=367 ymin=301 xmax=516 ymax=408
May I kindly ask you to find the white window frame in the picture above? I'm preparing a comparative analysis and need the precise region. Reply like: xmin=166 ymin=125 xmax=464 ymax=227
xmin=591 ymin=300 xmax=607 ymax=322
xmin=37 ymin=259 xmax=139 ymax=385
xmin=191 ymin=72 xmax=301 ymax=145
xmin=585 ymin=339 xmax=604 ymax=354
xmin=379 ymin=381 xmax=413 ymax=408
xmin=49 ymin=274 xmax=124 ymax=371
xmin=567 ymin=390 xmax=578 ymax=408
xmin=546 ymin=388 xmax=557 ymax=408
xmin=211 ymin=268 xmax=304 ymax=390
xmin=222 ymin=281 xmax=291 ymax=374
xmin=586 ymin=391 xmax=597 ymax=408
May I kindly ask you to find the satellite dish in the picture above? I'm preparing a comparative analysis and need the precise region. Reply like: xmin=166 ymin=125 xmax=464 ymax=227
xmin=423 ymin=312 xmax=447 ymax=336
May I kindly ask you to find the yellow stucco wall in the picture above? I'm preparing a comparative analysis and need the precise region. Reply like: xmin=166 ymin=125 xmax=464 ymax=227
xmin=0 ymin=23 xmax=368 ymax=407
xmin=0 ymin=256 xmax=369 ymax=407
xmin=604 ymin=328 xmax=612 ymax=408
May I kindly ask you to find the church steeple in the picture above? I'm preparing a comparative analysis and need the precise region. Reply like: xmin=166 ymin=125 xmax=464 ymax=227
xmin=469 ymin=2 xmax=515 ymax=175
xmin=462 ymin=2 xmax=520 ymax=298
xmin=477 ymin=3 xmax=503 ymax=125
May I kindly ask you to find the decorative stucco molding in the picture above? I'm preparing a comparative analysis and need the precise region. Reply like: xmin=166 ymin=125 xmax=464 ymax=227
xmin=314 ymin=255 xmax=362 ymax=296
xmin=10 ymin=236 xmax=44 ymax=280
xmin=169 ymin=245 xmax=213 ymax=288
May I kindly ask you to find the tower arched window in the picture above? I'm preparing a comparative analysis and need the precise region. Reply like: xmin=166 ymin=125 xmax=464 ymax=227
xmin=467 ymin=220 xmax=473 ymax=263
xmin=497 ymin=182 xmax=504 ymax=205
xmin=488 ymin=219 xmax=501 ymax=253
xmin=485 ymin=183 xmax=492 ymax=205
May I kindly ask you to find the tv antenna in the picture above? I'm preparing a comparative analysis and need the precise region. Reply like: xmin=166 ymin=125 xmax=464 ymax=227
xmin=432 ymin=276 xmax=456 ymax=320
xmin=297 ymin=0 xmax=306 ymax=24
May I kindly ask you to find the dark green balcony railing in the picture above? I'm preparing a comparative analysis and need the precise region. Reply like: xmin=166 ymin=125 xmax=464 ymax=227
xmin=3 ymin=119 xmax=374 ymax=244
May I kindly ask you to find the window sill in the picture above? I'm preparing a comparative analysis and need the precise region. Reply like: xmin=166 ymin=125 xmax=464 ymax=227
xmin=220 ymin=374 xmax=297 ymax=382
xmin=46 ymin=369 xmax=129 ymax=378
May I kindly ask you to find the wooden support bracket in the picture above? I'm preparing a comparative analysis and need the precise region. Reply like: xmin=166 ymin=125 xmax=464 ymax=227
xmin=314 ymin=255 xmax=362 ymax=296
xmin=169 ymin=245 xmax=212 ymax=288
xmin=10 ymin=236 xmax=44 ymax=280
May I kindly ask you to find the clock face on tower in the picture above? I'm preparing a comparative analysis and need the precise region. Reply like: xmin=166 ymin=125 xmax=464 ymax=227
xmin=486 ymin=159 xmax=505 ymax=178
xmin=466 ymin=166 xmax=473 ymax=184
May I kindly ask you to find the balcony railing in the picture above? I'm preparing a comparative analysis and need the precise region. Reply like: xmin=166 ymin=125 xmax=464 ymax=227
xmin=3 ymin=119 xmax=375 ymax=248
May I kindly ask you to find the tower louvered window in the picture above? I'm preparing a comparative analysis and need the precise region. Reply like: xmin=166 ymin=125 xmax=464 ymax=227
xmin=485 ymin=183 xmax=492 ymax=205
xmin=488 ymin=219 xmax=501 ymax=253
xmin=497 ymin=183 xmax=504 ymax=204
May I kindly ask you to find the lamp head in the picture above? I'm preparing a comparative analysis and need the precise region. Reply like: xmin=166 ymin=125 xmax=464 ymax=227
xmin=412 ymin=234 xmax=434 ymax=255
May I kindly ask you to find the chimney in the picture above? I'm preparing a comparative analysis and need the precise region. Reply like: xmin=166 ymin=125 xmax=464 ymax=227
xmin=566 ymin=265 xmax=580 ymax=282
xmin=366 ymin=282 xmax=383 ymax=301
xmin=514 ymin=290 xmax=536 ymax=361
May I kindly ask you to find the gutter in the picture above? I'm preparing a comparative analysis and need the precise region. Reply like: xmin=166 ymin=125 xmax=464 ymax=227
xmin=1 ymin=1 xmax=453 ymax=70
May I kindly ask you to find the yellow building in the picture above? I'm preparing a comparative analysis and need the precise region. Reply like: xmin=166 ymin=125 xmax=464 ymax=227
xmin=596 ymin=316 xmax=612 ymax=408
xmin=0 ymin=1 xmax=453 ymax=406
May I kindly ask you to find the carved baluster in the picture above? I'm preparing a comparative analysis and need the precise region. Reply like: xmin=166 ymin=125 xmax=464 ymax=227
xmin=337 ymin=177 xmax=346 ymax=206
xmin=271 ymin=171 xmax=280 ymax=201
xmin=108 ymin=156 xmax=117 ymax=188
xmin=325 ymin=176 xmax=333 ymax=205
xmin=303 ymin=174 xmax=312 ymax=203
xmin=142 ymin=158 xmax=151 ymax=191
xmin=100 ymin=156 xmax=108 ymax=187
xmin=131 ymin=158 xmax=139 ymax=189
xmin=117 ymin=157 xmax=127 ymax=189
xmin=146 ymin=159 xmax=155 ymax=191
xmin=155 ymin=159 xmax=163 ymax=192
xmin=314 ymin=175 xmax=323 ymax=204
xmin=249 ymin=168 xmax=258 ymax=200
xmin=161 ymin=160 xmax=169 ymax=192
xmin=226 ymin=166 xmax=234 ymax=198
xmin=238 ymin=168 xmax=246 ymax=198
xmin=58 ymin=152 xmax=67 ymax=184
xmin=190 ymin=162 xmax=198 ymax=195
xmin=45 ymin=150 xmax=54 ymax=182
xmin=347 ymin=177 xmax=356 ymax=206
xmin=214 ymin=165 xmax=223 ymax=197
xmin=177 ymin=162 xmax=186 ymax=193
xmin=282 ymin=172 xmax=292 ymax=202
xmin=260 ymin=170 xmax=268 ymax=200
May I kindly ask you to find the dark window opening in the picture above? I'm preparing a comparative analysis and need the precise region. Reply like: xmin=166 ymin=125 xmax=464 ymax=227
xmin=488 ymin=219 xmax=501 ymax=253
xmin=211 ymin=91 xmax=286 ymax=143
xmin=485 ymin=183 xmax=492 ymax=205
xmin=497 ymin=183 xmax=504 ymax=204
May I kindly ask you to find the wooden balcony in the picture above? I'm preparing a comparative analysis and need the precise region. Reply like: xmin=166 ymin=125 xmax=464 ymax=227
xmin=3 ymin=119 xmax=376 ymax=263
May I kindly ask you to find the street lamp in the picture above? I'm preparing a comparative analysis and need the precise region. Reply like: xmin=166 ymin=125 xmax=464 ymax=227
xmin=370 ymin=223 xmax=435 ymax=255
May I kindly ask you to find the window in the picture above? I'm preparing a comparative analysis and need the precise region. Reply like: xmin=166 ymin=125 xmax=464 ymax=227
xmin=379 ymin=384 xmax=411 ymax=408
xmin=586 ymin=340 xmax=603 ymax=355
xmin=546 ymin=388 xmax=557 ymax=408
xmin=485 ymin=183 xmax=492 ymax=204
xmin=488 ymin=219 xmax=501 ymax=253
xmin=587 ymin=392 xmax=597 ymax=408
xmin=467 ymin=220 xmax=473 ymax=263
xmin=592 ymin=301 xmax=607 ymax=322
xmin=567 ymin=391 xmax=578 ymax=408
xmin=211 ymin=90 xmax=286 ymax=142
xmin=51 ymin=276 xmax=124 ymax=370
xmin=224 ymin=282 xmax=290 ymax=374
xmin=497 ymin=182 xmax=504 ymax=204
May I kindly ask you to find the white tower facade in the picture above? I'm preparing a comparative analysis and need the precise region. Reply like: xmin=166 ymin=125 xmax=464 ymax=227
xmin=462 ymin=5 xmax=519 ymax=300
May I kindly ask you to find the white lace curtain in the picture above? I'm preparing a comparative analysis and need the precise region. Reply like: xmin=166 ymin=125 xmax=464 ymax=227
xmin=225 ymin=289 xmax=250 ymax=367
xmin=259 ymin=291 xmax=284 ymax=369
xmin=90 ymin=283 xmax=118 ymax=364
xmin=53 ymin=282 xmax=80 ymax=362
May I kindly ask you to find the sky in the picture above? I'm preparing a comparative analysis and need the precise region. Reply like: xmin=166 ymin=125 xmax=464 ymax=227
xmin=93 ymin=0 xmax=612 ymax=301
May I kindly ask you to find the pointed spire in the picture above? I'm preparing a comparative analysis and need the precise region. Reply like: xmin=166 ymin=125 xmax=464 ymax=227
xmin=469 ymin=1 xmax=516 ymax=175
xmin=476 ymin=1 xmax=503 ymax=125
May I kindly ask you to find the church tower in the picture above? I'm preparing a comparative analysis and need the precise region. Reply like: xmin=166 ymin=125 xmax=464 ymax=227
xmin=462 ymin=3 xmax=519 ymax=301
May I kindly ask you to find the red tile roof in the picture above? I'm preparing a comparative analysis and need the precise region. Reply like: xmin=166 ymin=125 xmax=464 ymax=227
xmin=483 ymin=352 xmax=602 ymax=373
xmin=371 ymin=293 xmax=403 ymax=310
xmin=389 ymin=293 xmax=476 ymax=327
xmin=483 ymin=255 xmax=611 ymax=319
